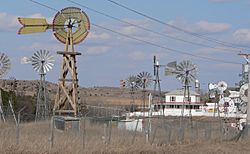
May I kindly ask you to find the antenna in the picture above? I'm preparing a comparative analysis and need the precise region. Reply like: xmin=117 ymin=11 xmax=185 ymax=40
xmin=0 ymin=52 xmax=10 ymax=123
xmin=165 ymin=60 xmax=197 ymax=122
xmin=31 ymin=50 xmax=54 ymax=121
xmin=18 ymin=7 xmax=90 ymax=117
xmin=126 ymin=75 xmax=139 ymax=112
xmin=137 ymin=72 xmax=152 ymax=116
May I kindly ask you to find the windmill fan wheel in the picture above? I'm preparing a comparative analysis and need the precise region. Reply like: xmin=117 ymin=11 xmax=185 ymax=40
xmin=0 ymin=53 xmax=11 ymax=78
xmin=53 ymin=7 xmax=90 ymax=44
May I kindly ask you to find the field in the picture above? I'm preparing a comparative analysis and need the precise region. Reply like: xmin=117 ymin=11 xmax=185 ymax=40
xmin=1 ymin=117 xmax=250 ymax=154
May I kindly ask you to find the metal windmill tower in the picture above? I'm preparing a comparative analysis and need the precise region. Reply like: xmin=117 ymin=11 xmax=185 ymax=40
xmin=137 ymin=72 xmax=152 ymax=115
xmin=30 ymin=50 xmax=54 ymax=121
xmin=18 ymin=7 xmax=90 ymax=117
xmin=126 ymin=75 xmax=139 ymax=112
xmin=153 ymin=56 xmax=167 ymax=110
xmin=165 ymin=60 xmax=197 ymax=120
xmin=0 ymin=53 xmax=11 ymax=122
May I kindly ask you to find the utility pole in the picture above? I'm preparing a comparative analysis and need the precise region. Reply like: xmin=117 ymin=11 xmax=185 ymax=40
xmin=239 ymin=53 xmax=250 ymax=125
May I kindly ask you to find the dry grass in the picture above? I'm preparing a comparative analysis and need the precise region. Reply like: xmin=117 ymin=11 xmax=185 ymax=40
xmin=0 ymin=119 xmax=250 ymax=154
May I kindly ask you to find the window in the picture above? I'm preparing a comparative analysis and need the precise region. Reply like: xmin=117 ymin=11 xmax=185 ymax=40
xmin=184 ymin=97 xmax=191 ymax=102
xmin=170 ymin=96 xmax=176 ymax=102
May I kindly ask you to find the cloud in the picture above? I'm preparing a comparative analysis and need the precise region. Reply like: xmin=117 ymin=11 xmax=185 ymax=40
xmin=20 ymin=57 xmax=31 ymax=64
xmin=0 ymin=12 xmax=53 ymax=32
xmin=19 ymin=42 xmax=62 ymax=52
xmin=233 ymin=28 xmax=250 ymax=44
xmin=194 ymin=21 xmax=230 ymax=33
xmin=128 ymin=51 xmax=147 ymax=61
xmin=85 ymin=46 xmax=110 ymax=55
xmin=165 ymin=18 xmax=230 ymax=35
xmin=88 ymin=31 xmax=111 ymax=40
xmin=0 ymin=12 xmax=19 ymax=31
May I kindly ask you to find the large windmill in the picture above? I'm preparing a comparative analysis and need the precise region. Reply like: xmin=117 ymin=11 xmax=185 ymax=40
xmin=165 ymin=60 xmax=197 ymax=119
xmin=18 ymin=7 xmax=90 ymax=117
xmin=30 ymin=50 xmax=54 ymax=121
xmin=0 ymin=53 xmax=11 ymax=122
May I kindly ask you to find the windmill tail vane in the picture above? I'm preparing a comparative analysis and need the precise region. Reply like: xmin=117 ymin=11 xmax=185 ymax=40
xmin=18 ymin=17 xmax=52 ymax=34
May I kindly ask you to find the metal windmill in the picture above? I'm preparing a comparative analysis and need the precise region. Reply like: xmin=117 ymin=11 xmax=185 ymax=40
xmin=165 ymin=60 xmax=197 ymax=119
xmin=137 ymin=72 xmax=152 ymax=115
xmin=0 ymin=53 xmax=11 ymax=122
xmin=126 ymin=75 xmax=139 ymax=112
xmin=18 ymin=7 xmax=90 ymax=117
xmin=31 ymin=50 xmax=54 ymax=121
xmin=153 ymin=56 xmax=167 ymax=110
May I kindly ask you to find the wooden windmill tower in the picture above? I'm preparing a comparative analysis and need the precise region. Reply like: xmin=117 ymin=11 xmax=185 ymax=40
xmin=18 ymin=7 xmax=90 ymax=117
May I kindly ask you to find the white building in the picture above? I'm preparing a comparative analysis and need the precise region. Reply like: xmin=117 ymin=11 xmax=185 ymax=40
xmin=154 ymin=89 xmax=204 ymax=110
xmin=165 ymin=89 xmax=200 ymax=103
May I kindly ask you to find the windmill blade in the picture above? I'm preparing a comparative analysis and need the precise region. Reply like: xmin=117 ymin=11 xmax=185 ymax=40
xmin=126 ymin=75 xmax=139 ymax=90
xmin=174 ymin=60 xmax=197 ymax=85
xmin=137 ymin=71 xmax=152 ymax=88
xmin=31 ymin=50 xmax=54 ymax=74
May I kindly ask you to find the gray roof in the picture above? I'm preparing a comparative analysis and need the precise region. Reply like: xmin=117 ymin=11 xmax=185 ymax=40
xmin=165 ymin=89 xmax=199 ymax=96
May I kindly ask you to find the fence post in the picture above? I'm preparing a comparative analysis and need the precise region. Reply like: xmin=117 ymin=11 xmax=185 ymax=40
xmin=50 ymin=116 xmax=54 ymax=149
xmin=132 ymin=118 xmax=139 ymax=144
xmin=16 ymin=106 xmax=26 ymax=145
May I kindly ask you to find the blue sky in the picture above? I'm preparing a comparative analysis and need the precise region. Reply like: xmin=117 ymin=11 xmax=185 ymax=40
xmin=1 ymin=0 xmax=250 ymax=91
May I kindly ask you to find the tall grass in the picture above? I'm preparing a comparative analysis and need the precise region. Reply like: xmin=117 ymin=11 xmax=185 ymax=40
xmin=0 ymin=118 xmax=250 ymax=154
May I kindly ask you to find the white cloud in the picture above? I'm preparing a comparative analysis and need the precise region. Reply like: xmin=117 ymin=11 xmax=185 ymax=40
xmin=85 ymin=46 xmax=110 ymax=55
xmin=0 ymin=12 xmax=53 ymax=32
xmin=88 ymin=31 xmax=111 ymax=40
xmin=165 ymin=19 xmax=230 ymax=34
xmin=233 ymin=29 xmax=250 ymax=44
xmin=19 ymin=42 xmax=62 ymax=52
xmin=0 ymin=12 xmax=19 ymax=31
xmin=128 ymin=51 xmax=147 ymax=61
xmin=20 ymin=57 xmax=31 ymax=64
xmin=194 ymin=21 xmax=230 ymax=33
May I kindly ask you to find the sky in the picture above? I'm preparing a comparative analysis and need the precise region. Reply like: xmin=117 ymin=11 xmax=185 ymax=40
xmin=1 ymin=0 xmax=250 ymax=92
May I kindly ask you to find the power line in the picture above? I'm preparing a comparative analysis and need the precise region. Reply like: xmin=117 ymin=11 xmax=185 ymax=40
xmin=27 ymin=0 xmax=242 ymax=65
xmin=92 ymin=23 xmax=241 ymax=65
xmin=106 ymin=0 xmax=250 ymax=51
xmin=66 ymin=0 xmax=239 ymax=53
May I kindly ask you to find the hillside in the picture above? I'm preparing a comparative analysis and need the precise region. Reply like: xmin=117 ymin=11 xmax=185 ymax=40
xmin=0 ymin=79 xmax=161 ymax=114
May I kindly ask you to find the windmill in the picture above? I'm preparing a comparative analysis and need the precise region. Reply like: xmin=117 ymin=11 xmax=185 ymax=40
xmin=137 ymin=72 xmax=152 ymax=115
xmin=0 ymin=53 xmax=11 ymax=122
xmin=18 ymin=7 xmax=90 ymax=117
xmin=126 ymin=75 xmax=139 ymax=112
xmin=30 ymin=50 xmax=54 ymax=121
xmin=153 ymin=56 xmax=164 ymax=110
xmin=208 ymin=81 xmax=228 ymax=117
xmin=165 ymin=60 xmax=197 ymax=120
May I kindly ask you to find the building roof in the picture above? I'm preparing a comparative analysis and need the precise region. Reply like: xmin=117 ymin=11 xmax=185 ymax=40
xmin=165 ymin=89 xmax=199 ymax=96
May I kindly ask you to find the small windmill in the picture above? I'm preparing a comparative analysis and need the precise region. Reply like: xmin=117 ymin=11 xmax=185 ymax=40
xmin=137 ymin=72 xmax=152 ymax=115
xmin=30 ymin=50 xmax=54 ymax=121
xmin=0 ymin=53 xmax=11 ymax=122
xmin=165 ymin=60 xmax=197 ymax=119
xmin=18 ymin=7 xmax=90 ymax=117
xmin=126 ymin=75 xmax=139 ymax=112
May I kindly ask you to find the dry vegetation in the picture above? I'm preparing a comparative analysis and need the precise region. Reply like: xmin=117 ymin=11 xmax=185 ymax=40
xmin=1 ymin=118 xmax=250 ymax=154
